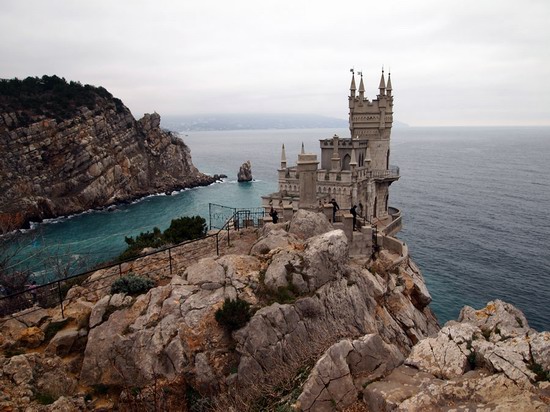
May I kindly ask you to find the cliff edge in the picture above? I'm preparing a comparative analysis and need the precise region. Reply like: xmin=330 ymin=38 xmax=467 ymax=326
xmin=0 ymin=76 xmax=218 ymax=231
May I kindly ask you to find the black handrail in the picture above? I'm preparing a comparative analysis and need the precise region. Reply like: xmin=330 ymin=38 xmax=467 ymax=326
xmin=0 ymin=207 xmax=263 ymax=319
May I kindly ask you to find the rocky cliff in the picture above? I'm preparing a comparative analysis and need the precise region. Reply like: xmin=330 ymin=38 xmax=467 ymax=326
xmin=0 ymin=211 xmax=548 ymax=411
xmin=0 ymin=76 xmax=219 ymax=231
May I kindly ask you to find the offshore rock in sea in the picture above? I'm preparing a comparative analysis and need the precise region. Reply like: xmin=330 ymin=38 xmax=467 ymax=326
xmin=237 ymin=160 xmax=252 ymax=182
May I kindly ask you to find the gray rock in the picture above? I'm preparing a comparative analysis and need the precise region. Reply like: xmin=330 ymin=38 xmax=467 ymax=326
xmin=3 ymin=355 xmax=33 ymax=385
xmin=405 ymin=323 xmax=478 ymax=379
xmin=45 ymin=328 xmax=80 ymax=356
xmin=297 ymin=334 xmax=403 ymax=411
xmin=288 ymin=209 xmax=333 ymax=240
xmin=250 ymin=228 xmax=300 ymax=256
xmin=302 ymin=230 xmax=349 ymax=291
xmin=237 ymin=160 xmax=253 ymax=182
xmin=458 ymin=299 xmax=532 ymax=340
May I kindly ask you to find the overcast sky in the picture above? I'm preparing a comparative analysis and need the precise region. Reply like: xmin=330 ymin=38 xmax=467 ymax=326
xmin=1 ymin=0 xmax=549 ymax=126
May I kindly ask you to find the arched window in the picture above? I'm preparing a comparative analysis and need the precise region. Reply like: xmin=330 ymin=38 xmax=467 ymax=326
xmin=386 ymin=150 xmax=390 ymax=169
xmin=342 ymin=154 xmax=351 ymax=170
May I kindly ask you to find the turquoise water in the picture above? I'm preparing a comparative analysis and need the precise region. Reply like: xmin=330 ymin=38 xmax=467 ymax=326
xmin=8 ymin=127 xmax=550 ymax=331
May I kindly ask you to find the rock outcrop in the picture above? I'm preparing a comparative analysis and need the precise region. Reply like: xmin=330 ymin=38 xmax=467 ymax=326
xmin=362 ymin=300 xmax=550 ymax=411
xmin=0 ymin=211 xmax=439 ymax=408
xmin=2 ymin=211 xmax=549 ymax=410
xmin=237 ymin=160 xmax=252 ymax=182
xmin=0 ymin=76 xmax=220 ymax=231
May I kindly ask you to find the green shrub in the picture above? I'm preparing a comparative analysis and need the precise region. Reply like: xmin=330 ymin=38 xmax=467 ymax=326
xmin=529 ymin=362 xmax=550 ymax=382
xmin=163 ymin=216 xmax=207 ymax=244
xmin=215 ymin=298 xmax=252 ymax=331
xmin=35 ymin=392 xmax=57 ymax=405
xmin=111 ymin=274 xmax=155 ymax=295
xmin=117 ymin=216 xmax=207 ymax=261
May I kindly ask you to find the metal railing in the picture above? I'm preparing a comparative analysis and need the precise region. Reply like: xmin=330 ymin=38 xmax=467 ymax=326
xmin=0 ymin=207 xmax=262 ymax=319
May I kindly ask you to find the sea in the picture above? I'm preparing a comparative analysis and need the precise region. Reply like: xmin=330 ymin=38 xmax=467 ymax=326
xmin=7 ymin=126 xmax=550 ymax=331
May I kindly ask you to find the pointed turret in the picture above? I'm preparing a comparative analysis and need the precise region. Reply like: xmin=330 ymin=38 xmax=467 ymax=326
xmin=280 ymin=144 xmax=287 ymax=168
xmin=350 ymin=72 xmax=356 ymax=98
xmin=379 ymin=69 xmax=386 ymax=95
xmin=386 ymin=72 xmax=392 ymax=96
xmin=358 ymin=73 xmax=365 ymax=100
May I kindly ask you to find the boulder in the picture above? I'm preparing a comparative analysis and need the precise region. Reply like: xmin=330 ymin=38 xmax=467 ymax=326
xmin=46 ymin=328 xmax=80 ymax=356
xmin=250 ymin=228 xmax=300 ymax=256
xmin=288 ymin=209 xmax=333 ymax=240
xmin=302 ymin=230 xmax=349 ymax=291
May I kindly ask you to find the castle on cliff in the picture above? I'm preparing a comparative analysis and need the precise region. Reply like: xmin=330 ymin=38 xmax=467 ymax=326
xmin=262 ymin=69 xmax=400 ymax=229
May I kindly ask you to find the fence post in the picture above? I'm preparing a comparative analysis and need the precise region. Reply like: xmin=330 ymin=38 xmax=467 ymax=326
xmin=168 ymin=248 xmax=173 ymax=276
xmin=57 ymin=281 xmax=65 ymax=319
xmin=216 ymin=233 xmax=219 ymax=256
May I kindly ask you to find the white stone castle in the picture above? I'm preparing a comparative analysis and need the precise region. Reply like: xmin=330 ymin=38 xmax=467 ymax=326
xmin=262 ymin=69 xmax=401 ymax=235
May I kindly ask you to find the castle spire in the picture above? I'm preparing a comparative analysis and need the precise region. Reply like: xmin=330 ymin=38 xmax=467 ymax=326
xmin=280 ymin=144 xmax=287 ymax=168
xmin=386 ymin=71 xmax=392 ymax=96
xmin=350 ymin=70 xmax=356 ymax=97
xmin=358 ymin=71 xmax=365 ymax=99
xmin=378 ymin=69 xmax=386 ymax=95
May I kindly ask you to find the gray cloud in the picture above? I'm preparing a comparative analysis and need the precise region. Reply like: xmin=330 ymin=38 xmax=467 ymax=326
xmin=1 ymin=0 xmax=549 ymax=126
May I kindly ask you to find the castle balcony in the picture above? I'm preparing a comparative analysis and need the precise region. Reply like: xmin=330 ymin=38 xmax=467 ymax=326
xmin=375 ymin=206 xmax=402 ymax=237
xmin=368 ymin=165 xmax=400 ymax=182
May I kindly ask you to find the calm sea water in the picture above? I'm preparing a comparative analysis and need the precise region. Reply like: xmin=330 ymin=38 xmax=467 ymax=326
xmin=10 ymin=126 xmax=550 ymax=331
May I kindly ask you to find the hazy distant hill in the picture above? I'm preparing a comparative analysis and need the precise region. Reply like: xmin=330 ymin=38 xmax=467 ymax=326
xmin=161 ymin=114 xmax=409 ymax=132
xmin=161 ymin=114 xmax=348 ymax=131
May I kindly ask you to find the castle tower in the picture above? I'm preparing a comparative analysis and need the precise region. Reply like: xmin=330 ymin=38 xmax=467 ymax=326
xmin=297 ymin=147 xmax=319 ymax=210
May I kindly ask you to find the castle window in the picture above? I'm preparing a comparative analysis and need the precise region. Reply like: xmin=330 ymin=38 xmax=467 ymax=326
xmin=342 ymin=154 xmax=351 ymax=170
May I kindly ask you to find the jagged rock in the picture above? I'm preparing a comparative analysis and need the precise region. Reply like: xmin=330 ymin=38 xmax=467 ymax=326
xmin=458 ymin=299 xmax=532 ymax=340
xmin=0 ymin=81 xmax=219 ymax=231
xmin=263 ymin=250 xmax=303 ymax=291
xmin=531 ymin=331 xmax=550 ymax=370
xmin=297 ymin=334 xmax=404 ymax=411
xmin=405 ymin=323 xmax=478 ymax=379
xmin=80 ymin=254 xmax=263 ymax=387
xmin=237 ymin=160 xmax=253 ymax=182
xmin=288 ymin=209 xmax=333 ymax=240
xmin=47 ymin=396 xmax=83 ymax=412
xmin=18 ymin=326 xmax=45 ymax=348
xmin=302 ymin=230 xmax=349 ymax=291
xmin=250 ymin=228 xmax=300 ymax=256
xmin=46 ymin=328 xmax=80 ymax=356
xmin=35 ymin=356 xmax=78 ymax=399
xmin=362 ymin=301 xmax=550 ymax=411
xmin=3 ymin=354 xmax=33 ymax=385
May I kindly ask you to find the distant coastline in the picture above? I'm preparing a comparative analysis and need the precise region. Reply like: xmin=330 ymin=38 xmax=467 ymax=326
xmin=161 ymin=113 xmax=410 ymax=131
